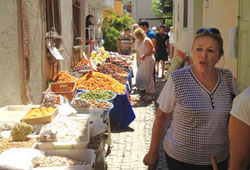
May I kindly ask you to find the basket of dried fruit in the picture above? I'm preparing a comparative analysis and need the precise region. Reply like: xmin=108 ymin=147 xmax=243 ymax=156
xmin=45 ymin=82 xmax=76 ymax=102
xmin=75 ymin=90 xmax=117 ymax=103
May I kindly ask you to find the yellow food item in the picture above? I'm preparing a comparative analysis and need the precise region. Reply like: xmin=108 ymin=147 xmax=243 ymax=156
xmin=76 ymin=72 xmax=125 ymax=94
xmin=52 ymin=71 xmax=77 ymax=83
xmin=23 ymin=107 xmax=55 ymax=120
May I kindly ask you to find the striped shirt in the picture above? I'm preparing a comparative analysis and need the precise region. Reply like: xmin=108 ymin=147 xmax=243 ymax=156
xmin=157 ymin=66 xmax=238 ymax=165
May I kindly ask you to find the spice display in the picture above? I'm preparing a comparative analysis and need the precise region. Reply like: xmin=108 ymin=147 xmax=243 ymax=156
xmin=97 ymin=63 xmax=128 ymax=84
xmin=72 ymin=65 xmax=91 ymax=72
xmin=0 ymin=138 xmax=35 ymax=154
xmin=10 ymin=122 xmax=33 ymax=141
xmin=76 ymin=59 xmax=89 ymax=66
xmin=38 ymin=118 xmax=88 ymax=142
xmin=88 ymin=100 xmax=112 ymax=110
xmin=76 ymin=72 xmax=125 ymax=94
xmin=78 ymin=90 xmax=115 ymax=101
xmin=111 ymin=61 xmax=130 ymax=72
xmin=52 ymin=70 xmax=77 ymax=82
xmin=22 ymin=107 xmax=56 ymax=120
xmin=71 ymin=98 xmax=90 ymax=107
xmin=35 ymin=155 xmax=90 ymax=167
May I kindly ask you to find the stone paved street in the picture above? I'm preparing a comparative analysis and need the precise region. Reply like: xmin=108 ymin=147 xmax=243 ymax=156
xmin=106 ymin=67 xmax=171 ymax=170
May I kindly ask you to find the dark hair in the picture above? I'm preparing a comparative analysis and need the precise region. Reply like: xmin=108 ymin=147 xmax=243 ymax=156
xmin=193 ymin=31 xmax=224 ymax=56
xmin=86 ymin=15 xmax=93 ymax=22
xmin=159 ymin=24 xmax=166 ymax=29
xmin=125 ymin=27 xmax=131 ymax=31
xmin=139 ymin=20 xmax=149 ymax=28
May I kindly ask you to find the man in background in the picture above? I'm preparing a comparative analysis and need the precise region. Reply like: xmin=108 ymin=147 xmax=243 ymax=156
xmin=118 ymin=27 xmax=135 ymax=55
xmin=155 ymin=24 xmax=170 ymax=78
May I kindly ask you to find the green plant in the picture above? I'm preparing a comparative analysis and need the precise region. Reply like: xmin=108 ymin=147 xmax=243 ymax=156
xmin=102 ymin=12 xmax=134 ymax=52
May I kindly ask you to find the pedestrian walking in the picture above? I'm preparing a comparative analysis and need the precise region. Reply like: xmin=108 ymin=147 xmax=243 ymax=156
xmin=118 ymin=27 xmax=135 ymax=55
xmin=143 ymin=27 xmax=239 ymax=170
xmin=155 ymin=24 xmax=170 ymax=78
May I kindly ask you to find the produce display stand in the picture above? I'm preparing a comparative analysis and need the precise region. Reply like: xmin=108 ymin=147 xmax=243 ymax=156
xmin=0 ymin=50 xmax=135 ymax=170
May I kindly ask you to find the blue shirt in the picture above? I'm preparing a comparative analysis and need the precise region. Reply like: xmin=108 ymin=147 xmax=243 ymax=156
xmin=146 ymin=29 xmax=156 ymax=39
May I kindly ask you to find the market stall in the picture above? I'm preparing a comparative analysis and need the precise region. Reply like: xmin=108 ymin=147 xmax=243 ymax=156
xmin=0 ymin=48 xmax=136 ymax=169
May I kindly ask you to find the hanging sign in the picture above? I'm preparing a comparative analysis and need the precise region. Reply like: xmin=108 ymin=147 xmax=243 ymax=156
xmin=49 ymin=47 xmax=64 ymax=60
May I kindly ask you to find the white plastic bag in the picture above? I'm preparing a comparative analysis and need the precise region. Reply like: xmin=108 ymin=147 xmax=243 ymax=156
xmin=90 ymin=121 xmax=108 ymax=137
xmin=136 ymin=60 xmax=150 ymax=89
xmin=0 ymin=148 xmax=44 ymax=170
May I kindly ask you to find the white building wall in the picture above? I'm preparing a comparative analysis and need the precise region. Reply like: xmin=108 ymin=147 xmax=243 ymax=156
xmin=0 ymin=0 xmax=22 ymax=107
xmin=173 ymin=0 xmax=194 ymax=57
xmin=132 ymin=0 xmax=161 ymax=28
xmin=29 ymin=0 xmax=46 ymax=104
xmin=60 ymin=0 xmax=74 ymax=71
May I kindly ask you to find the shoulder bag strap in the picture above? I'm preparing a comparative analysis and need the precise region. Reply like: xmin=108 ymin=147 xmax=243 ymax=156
xmin=223 ymin=70 xmax=234 ymax=95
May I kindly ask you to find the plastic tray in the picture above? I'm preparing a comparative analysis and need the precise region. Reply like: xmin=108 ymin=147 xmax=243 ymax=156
xmin=45 ymin=82 xmax=76 ymax=102
xmin=21 ymin=107 xmax=58 ymax=125
xmin=36 ymin=116 xmax=90 ymax=150
xmin=31 ymin=149 xmax=95 ymax=170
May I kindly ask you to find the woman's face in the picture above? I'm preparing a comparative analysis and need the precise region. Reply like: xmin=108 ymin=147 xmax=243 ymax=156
xmin=192 ymin=36 xmax=221 ymax=73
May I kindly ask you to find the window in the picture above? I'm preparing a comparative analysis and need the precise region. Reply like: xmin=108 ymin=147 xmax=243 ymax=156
xmin=183 ymin=0 xmax=188 ymax=28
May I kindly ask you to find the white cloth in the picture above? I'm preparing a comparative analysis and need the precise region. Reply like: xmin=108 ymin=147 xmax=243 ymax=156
xmin=157 ymin=66 xmax=238 ymax=165
xmin=230 ymin=87 xmax=250 ymax=126
xmin=168 ymin=31 xmax=174 ymax=44
xmin=227 ymin=27 xmax=237 ymax=58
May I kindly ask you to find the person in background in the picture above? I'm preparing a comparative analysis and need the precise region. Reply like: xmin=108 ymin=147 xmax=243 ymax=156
xmin=168 ymin=26 xmax=174 ymax=58
xmin=139 ymin=20 xmax=157 ymax=84
xmin=132 ymin=24 xmax=140 ymax=67
xmin=118 ymin=27 xmax=135 ymax=55
xmin=134 ymin=28 xmax=156 ymax=101
xmin=139 ymin=20 xmax=156 ymax=51
xmin=155 ymin=24 xmax=170 ymax=78
xmin=229 ymin=87 xmax=250 ymax=170
xmin=143 ymin=27 xmax=239 ymax=170
xmin=152 ymin=26 xmax=158 ymax=34
xmin=86 ymin=15 xmax=94 ymax=44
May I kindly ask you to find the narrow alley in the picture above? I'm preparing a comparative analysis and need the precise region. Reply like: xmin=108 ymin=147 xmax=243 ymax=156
xmin=106 ymin=65 xmax=170 ymax=170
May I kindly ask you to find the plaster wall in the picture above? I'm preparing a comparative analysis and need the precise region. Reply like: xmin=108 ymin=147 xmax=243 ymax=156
xmin=28 ymin=0 xmax=46 ymax=104
xmin=59 ymin=1 xmax=73 ymax=71
xmin=132 ymin=0 xmax=160 ymax=27
xmin=203 ymin=0 xmax=238 ymax=77
xmin=0 ymin=0 xmax=22 ymax=107
xmin=174 ymin=0 xmax=194 ymax=56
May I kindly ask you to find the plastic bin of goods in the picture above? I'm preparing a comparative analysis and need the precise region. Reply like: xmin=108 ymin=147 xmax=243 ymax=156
xmin=31 ymin=148 xmax=96 ymax=170
xmin=72 ymin=97 xmax=114 ymax=121
xmin=35 ymin=116 xmax=90 ymax=150
xmin=75 ymin=90 xmax=117 ymax=103
xmin=44 ymin=82 xmax=76 ymax=102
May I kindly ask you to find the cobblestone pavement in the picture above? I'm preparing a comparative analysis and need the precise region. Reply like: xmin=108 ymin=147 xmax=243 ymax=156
xmin=106 ymin=72 xmax=171 ymax=170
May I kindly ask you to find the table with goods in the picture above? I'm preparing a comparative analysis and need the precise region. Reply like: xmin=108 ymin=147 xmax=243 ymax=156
xmin=0 ymin=48 xmax=136 ymax=170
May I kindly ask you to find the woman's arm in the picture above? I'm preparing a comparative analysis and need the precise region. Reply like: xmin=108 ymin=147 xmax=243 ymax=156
xmin=229 ymin=115 xmax=250 ymax=170
xmin=140 ymin=39 xmax=153 ymax=60
xmin=143 ymin=108 xmax=171 ymax=169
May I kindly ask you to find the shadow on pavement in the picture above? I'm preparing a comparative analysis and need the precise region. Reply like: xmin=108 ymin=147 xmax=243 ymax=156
xmin=110 ymin=120 xmax=135 ymax=133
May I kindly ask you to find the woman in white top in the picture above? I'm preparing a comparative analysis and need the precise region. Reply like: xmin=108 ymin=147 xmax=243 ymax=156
xmin=143 ymin=28 xmax=239 ymax=170
xmin=229 ymin=87 xmax=250 ymax=170
xmin=134 ymin=28 xmax=156 ymax=101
